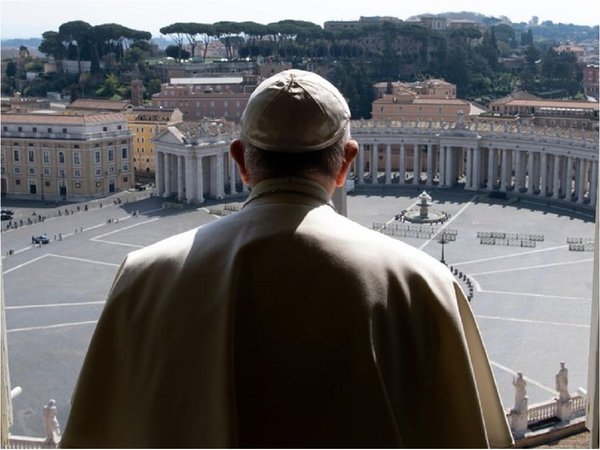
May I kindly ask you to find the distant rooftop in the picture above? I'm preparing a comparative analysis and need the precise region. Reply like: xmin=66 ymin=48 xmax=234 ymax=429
xmin=169 ymin=77 xmax=244 ymax=85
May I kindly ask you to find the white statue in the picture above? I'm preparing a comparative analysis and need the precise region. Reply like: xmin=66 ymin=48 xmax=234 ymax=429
xmin=43 ymin=399 xmax=61 ymax=445
xmin=556 ymin=362 xmax=570 ymax=401
xmin=513 ymin=372 xmax=528 ymax=414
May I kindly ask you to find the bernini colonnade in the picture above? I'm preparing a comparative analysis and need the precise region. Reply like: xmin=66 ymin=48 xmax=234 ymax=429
xmin=153 ymin=117 xmax=598 ymax=207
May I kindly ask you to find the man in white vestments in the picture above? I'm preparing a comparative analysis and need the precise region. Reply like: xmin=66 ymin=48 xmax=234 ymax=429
xmin=61 ymin=69 xmax=513 ymax=448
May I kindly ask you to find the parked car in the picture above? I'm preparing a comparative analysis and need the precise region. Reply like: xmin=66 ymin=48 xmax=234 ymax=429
xmin=1 ymin=209 xmax=14 ymax=220
xmin=32 ymin=234 xmax=50 ymax=244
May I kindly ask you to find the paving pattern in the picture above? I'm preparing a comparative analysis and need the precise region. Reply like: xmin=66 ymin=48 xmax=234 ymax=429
xmin=1 ymin=187 xmax=595 ymax=437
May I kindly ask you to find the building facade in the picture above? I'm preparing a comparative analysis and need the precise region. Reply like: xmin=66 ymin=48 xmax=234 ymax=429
xmin=1 ymin=112 xmax=134 ymax=200
xmin=151 ymin=114 xmax=598 ymax=210
xmin=125 ymin=107 xmax=183 ymax=175
xmin=351 ymin=114 xmax=598 ymax=206
xmin=153 ymin=118 xmax=246 ymax=203
xmin=151 ymin=76 xmax=258 ymax=121
xmin=372 ymin=79 xmax=477 ymax=122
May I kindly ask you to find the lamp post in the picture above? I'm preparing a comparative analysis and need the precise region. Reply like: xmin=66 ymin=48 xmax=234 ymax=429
xmin=436 ymin=229 xmax=457 ymax=265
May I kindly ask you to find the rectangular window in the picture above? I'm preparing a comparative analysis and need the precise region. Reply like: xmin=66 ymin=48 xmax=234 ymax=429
xmin=58 ymin=151 xmax=65 ymax=164
xmin=48 ymin=128 xmax=52 ymax=133
xmin=73 ymin=152 xmax=81 ymax=165
xmin=95 ymin=151 xmax=101 ymax=164
xmin=43 ymin=151 xmax=50 ymax=164
xmin=121 ymin=147 xmax=128 ymax=159
xmin=43 ymin=167 xmax=51 ymax=176
xmin=74 ymin=169 xmax=81 ymax=178
xmin=29 ymin=167 xmax=35 ymax=175
xmin=32 ymin=127 xmax=37 ymax=132
xmin=15 ymin=179 xmax=21 ymax=185
xmin=59 ymin=169 xmax=66 ymax=178
xmin=95 ymin=168 xmax=102 ymax=176
xmin=103 ymin=127 xmax=108 ymax=132
xmin=108 ymin=149 xmax=114 ymax=162
xmin=28 ymin=150 xmax=35 ymax=163
xmin=63 ymin=128 xmax=68 ymax=134
xmin=109 ymin=166 xmax=115 ymax=174
xmin=122 ymin=164 xmax=129 ymax=172
xmin=13 ymin=149 xmax=20 ymax=162
xmin=14 ymin=167 xmax=21 ymax=175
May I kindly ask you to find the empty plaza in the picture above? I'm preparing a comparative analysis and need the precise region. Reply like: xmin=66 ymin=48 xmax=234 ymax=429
xmin=1 ymin=187 xmax=595 ymax=437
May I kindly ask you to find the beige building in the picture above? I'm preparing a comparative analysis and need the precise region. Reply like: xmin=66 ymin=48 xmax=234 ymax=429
xmin=151 ymin=76 xmax=258 ymax=121
xmin=372 ymin=79 xmax=477 ymax=122
xmin=1 ymin=112 xmax=134 ymax=200
xmin=488 ymin=94 xmax=599 ymax=129
xmin=125 ymin=107 xmax=183 ymax=176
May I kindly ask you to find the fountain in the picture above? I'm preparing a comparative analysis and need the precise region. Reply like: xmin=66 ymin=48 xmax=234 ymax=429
xmin=401 ymin=191 xmax=448 ymax=224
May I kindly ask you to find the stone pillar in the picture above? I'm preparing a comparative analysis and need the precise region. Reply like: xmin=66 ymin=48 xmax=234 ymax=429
xmin=163 ymin=153 xmax=171 ymax=197
xmin=577 ymin=158 xmax=586 ymax=204
xmin=357 ymin=142 xmax=365 ymax=184
xmin=500 ymin=149 xmax=508 ymax=192
xmin=370 ymin=144 xmax=378 ymax=184
xmin=215 ymin=152 xmax=225 ymax=199
xmin=464 ymin=147 xmax=472 ymax=189
xmin=439 ymin=146 xmax=447 ymax=187
xmin=412 ymin=145 xmax=420 ymax=185
xmin=229 ymin=153 xmax=237 ymax=195
xmin=447 ymin=147 xmax=454 ymax=187
xmin=473 ymin=148 xmax=480 ymax=190
xmin=385 ymin=144 xmax=392 ymax=184
xmin=184 ymin=154 xmax=196 ymax=204
xmin=487 ymin=148 xmax=496 ymax=190
xmin=553 ymin=155 xmax=561 ymax=199
xmin=540 ymin=152 xmax=548 ymax=196
xmin=565 ymin=156 xmax=573 ymax=199
xmin=514 ymin=150 xmax=522 ymax=192
xmin=590 ymin=161 xmax=598 ymax=206
xmin=527 ymin=151 xmax=535 ymax=194
xmin=196 ymin=156 xmax=205 ymax=203
xmin=426 ymin=145 xmax=433 ymax=185
xmin=155 ymin=151 xmax=164 ymax=197
xmin=177 ymin=155 xmax=184 ymax=201
xmin=399 ymin=144 xmax=406 ymax=185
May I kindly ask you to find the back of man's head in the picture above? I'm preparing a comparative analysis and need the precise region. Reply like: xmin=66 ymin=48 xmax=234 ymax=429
xmin=239 ymin=70 xmax=352 ymax=182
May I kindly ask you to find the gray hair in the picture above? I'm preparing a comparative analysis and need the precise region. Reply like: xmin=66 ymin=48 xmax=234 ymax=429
xmin=242 ymin=131 xmax=349 ymax=184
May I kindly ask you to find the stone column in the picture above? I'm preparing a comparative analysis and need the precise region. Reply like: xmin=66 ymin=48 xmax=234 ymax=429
xmin=215 ymin=152 xmax=225 ymax=199
xmin=540 ymin=152 xmax=548 ymax=197
xmin=589 ymin=160 xmax=598 ymax=206
xmin=412 ymin=145 xmax=420 ymax=185
xmin=488 ymin=148 xmax=496 ymax=190
xmin=185 ymin=154 xmax=196 ymax=204
xmin=473 ymin=147 xmax=480 ymax=190
xmin=464 ymin=147 xmax=472 ymax=189
xmin=500 ymin=149 xmax=508 ymax=192
xmin=577 ymin=158 xmax=586 ymax=204
xmin=439 ymin=145 xmax=447 ymax=187
xmin=553 ymin=155 xmax=561 ymax=199
xmin=163 ymin=152 xmax=171 ymax=197
xmin=566 ymin=156 xmax=573 ymax=199
xmin=155 ymin=151 xmax=164 ymax=197
xmin=425 ymin=145 xmax=433 ymax=185
xmin=229 ymin=153 xmax=237 ymax=195
xmin=385 ymin=144 xmax=392 ymax=184
xmin=527 ymin=151 xmax=535 ymax=194
xmin=357 ymin=142 xmax=365 ymax=184
xmin=177 ymin=154 xmax=184 ymax=201
xmin=399 ymin=144 xmax=406 ymax=185
xmin=447 ymin=147 xmax=454 ymax=187
xmin=514 ymin=150 xmax=522 ymax=192
xmin=196 ymin=156 xmax=205 ymax=203
xmin=371 ymin=144 xmax=378 ymax=184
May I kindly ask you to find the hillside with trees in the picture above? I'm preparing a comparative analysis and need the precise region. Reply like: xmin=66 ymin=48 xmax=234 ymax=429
xmin=2 ymin=15 xmax=596 ymax=119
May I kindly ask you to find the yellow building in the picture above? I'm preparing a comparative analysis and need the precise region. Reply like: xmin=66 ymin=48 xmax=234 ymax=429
xmin=1 ymin=112 xmax=134 ymax=200
xmin=125 ymin=107 xmax=183 ymax=176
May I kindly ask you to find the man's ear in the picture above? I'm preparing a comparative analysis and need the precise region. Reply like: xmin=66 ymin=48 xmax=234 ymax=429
xmin=335 ymin=140 xmax=359 ymax=188
xmin=230 ymin=139 xmax=250 ymax=185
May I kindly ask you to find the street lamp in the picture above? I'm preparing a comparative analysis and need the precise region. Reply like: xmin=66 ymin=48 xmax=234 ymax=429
xmin=436 ymin=229 xmax=457 ymax=265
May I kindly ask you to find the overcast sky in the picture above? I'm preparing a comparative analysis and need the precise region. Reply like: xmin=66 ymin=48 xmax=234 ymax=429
xmin=1 ymin=0 xmax=599 ymax=39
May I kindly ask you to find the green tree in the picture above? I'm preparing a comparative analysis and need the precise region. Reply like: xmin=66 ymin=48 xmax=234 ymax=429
xmin=59 ymin=20 xmax=93 ymax=74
